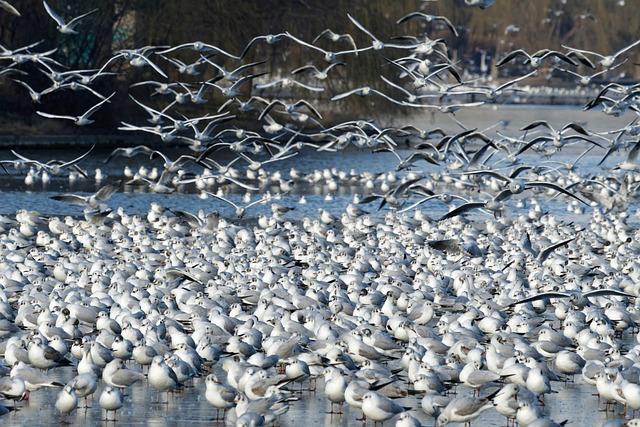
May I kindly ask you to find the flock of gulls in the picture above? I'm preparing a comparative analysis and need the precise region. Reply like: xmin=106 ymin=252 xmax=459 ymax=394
xmin=1 ymin=0 xmax=640 ymax=426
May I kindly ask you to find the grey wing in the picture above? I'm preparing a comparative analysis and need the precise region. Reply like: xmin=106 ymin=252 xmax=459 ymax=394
xmin=464 ymin=170 xmax=511 ymax=182
xmin=537 ymin=237 xmax=575 ymax=263
xmin=583 ymin=289 xmax=636 ymax=299
xmin=112 ymin=369 xmax=144 ymax=386
xmin=0 ymin=378 xmax=13 ymax=393
xmin=438 ymin=202 xmax=486 ymax=221
xmin=453 ymin=398 xmax=491 ymax=417
xmin=377 ymin=396 xmax=403 ymax=413
xmin=626 ymin=140 xmax=640 ymax=163
xmin=82 ymin=93 xmax=115 ymax=119
xmin=165 ymin=268 xmax=203 ymax=285
xmin=220 ymin=386 xmax=237 ymax=402
xmin=43 ymin=345 xmax=63 ymax=361
xmin=526 ymin=182 xmax=589 ymax=205
xmin=94 ymin=184 xmax=118 ymax=201
xmin=467 ymin=371 xmax=499 ymax=385
xmin=508 ymin=292 xmax=572 ymax=307
xmin=51 ymin=194 xmax=88 ymax=205
xmin=427 ymin=239 xmax=461 ymax=252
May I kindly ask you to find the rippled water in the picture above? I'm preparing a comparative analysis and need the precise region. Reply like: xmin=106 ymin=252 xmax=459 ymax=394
xmin=1 ymin=105 xmax=638 ymax=426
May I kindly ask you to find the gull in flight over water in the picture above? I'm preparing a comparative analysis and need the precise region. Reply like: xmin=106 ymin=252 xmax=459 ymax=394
xmin=37 ymin=92 xmax=115 ymax=126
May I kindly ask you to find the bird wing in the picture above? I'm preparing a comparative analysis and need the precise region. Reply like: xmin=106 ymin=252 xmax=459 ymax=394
xmin=291 ymin=64 xmax=317 ymax=75
xmin=496 ymin=69 xmax=537 ymax=92
xmin=567 ymin=51 xmax=596 ymax=69
xmin=520 ymin=120 xmax=553 ymax=132
xmin=43 ymin=345 xmax=62 ymax=361
xmin=614 ymin=39 xmax=640 ymax=58
xmin=292 ymin=99 xmax=323 ymax=119
xmin=290 ymin=79 xmax=324 ymax=92
xmin=493 ymin=189 xmax=514 ymax=202
xmin=61 ymin=144 xmax=95 ymax=168
xmin=347 ymin=13 xmax=378 ymax=41
xmin=508 ymin=292 xmax=572 ymax=307
xmin=51 ymin=194 xmax=89 ymax=205
xmin=357 ymin=195 xmax=384 ymax=204
xmin=129 ymin=53 xmax=168 ymax=78
xmin=453 ymin=398 xmax=492 ymax=417
xmin=583 ymin=289 xmax=636 ymax=299
xmin=396 ymin=11 xmax=427 ymax=24
xmin=42 ymin=0 xmax=65 ymax=26
xmin=464 ymin=170 xmax=510 ymax=182
xmin=509 ymin=166 xmax=533 ymax=178
xmin=258 ymin=100 xmax=285 ymax=122
xmin=427 ymin=239 xmax=461 ymax=252
xmin=495 ymin=49 xmax=528 ymax=67
xmin=436 ymin=15 xmax=459 ymax=37
xmin=561 ymin=44 xmax=604 ymax=59
xmin=165 ymin=268 xmax=203 ymax=285
xmin=626 ymin=139 xmax=640 ymax=163
xmin=81 ymin=93 xmax=115 ymax=120
xmin=331 ymin=87 xmax=367 ymax=101
xmin=561 ymin=122 xmax=590 ymax=136
xmin=94 ymin=184 xmax=118 ymax=201
xmin=66 ymin=7 xmax=98 ymax=27
xmin=537 ymin=237 xmax=575 ymax=263
xmin=525 ymin=182 xmax=589 ymax=205
xmin=515 ymin=136 xmax=553 ymax=156
xmin=240 ymin=35 xmax=268 ymax=59
xmin=398 ymin=195 xmax=439 ymax=213
xmin=0 ymin=1 xmax=20 ymax=16
xmin=173 ymin=210 xmax=203 ymax=227
xmin=110 ymin=369 xmax=142 ymax=386
xmin=36 ymin=111 xmax=77 ymax=121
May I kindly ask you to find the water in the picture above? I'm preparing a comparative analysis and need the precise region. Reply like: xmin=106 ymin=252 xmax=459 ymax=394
xmin=1 ymin=105 xmax=638 ymax=426
xmin=0 ymin=363 xmax=628 ymax=426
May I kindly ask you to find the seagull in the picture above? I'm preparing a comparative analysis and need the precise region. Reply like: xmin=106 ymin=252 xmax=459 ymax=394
xmin=157 ymin=41 xmax=240 ymax=59
xmin=258 ymin=99 xmax=322 ymax=121
xmin=99 ymin=386 xmax=123 ymax=421
xmin=291 ymin=62 xmax=345 ymax=80
xmin=464 ymin=0 xmax=495 ymax=8
xmin=204 ymin=191 xmax=272 ymax=219
xmin=285 ymin=31 xmax=373 ymax=63
xmin=348 ymin=14 xmax=418 ymax=51
xmin=51 ymin=183 xmax=119 ymax=210
xmin=37 ymin=92 xmax=115 ymax=126
xmin=12 ymin=79 xmax=56 ymax=103
xmin=508 ymin=289 xmax=636 ymax=308
xmin=396 ymin=12 xmax=458 ymax=37
xmin=42 ymin=1 xmax=98 ymax=35
xmin=255 ymin=77 xmax=324 ymax=93
xmin=436 ymin=391 xmax=499 ymax=425
xmin=496 ymin=49 xmax=577 ymax=68
xmin=361 ymin=391 xmax=409 ymax=422
xmin=12 ymin=144 xmax=95 ymax=176
xmin=240 ymin=33 xmax=288 ymax=59
xmin=563 ymin=39 xmax=640 ymax=68
xmin=312 ymin=29 xmax=359 ymax=51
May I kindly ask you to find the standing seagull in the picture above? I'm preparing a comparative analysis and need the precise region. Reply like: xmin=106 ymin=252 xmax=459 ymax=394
xmin=42 ymin=1 xmax=98 ymax=35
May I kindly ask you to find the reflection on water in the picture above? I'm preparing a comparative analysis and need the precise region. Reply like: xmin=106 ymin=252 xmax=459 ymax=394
xmin=0 ymin=364 xmax=626 ymax=426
